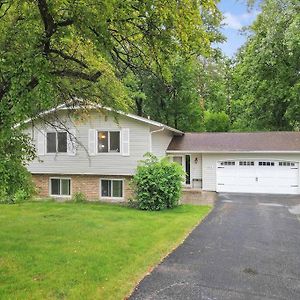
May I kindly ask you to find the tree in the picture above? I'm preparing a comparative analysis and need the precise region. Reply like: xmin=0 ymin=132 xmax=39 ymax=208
xmin=140 ymin=56 xmax=205 ymax=131
xmin=0 ymin=0 xmax=222 ymax=199
xmin=203 ymin=111 xmax=230 ymax=132
xmin=231 ymin=0 xmax=300 ymax=131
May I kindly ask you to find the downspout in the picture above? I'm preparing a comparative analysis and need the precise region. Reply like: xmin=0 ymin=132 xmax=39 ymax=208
xmin=150 ymin=127 xmax=165 ymax=153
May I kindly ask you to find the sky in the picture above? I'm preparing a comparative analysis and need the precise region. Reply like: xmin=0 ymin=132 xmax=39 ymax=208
xmin=217 ymin=0 xmax=260 ymax=57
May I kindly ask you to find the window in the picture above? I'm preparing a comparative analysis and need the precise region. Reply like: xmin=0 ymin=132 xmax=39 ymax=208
xmin=239 ymin=161 xmax=255 ymax=166
xmin=47 ymin=132 xmax=67 ymax=153
xmin=173 ymin=156 xmax=183 ymax=165
xmin=101 ymin=179 xmax=123 ymax=198
xmin=258 ymin=161 xmax=275 ymax=166
xmin=98 ymin=131 xmax=120 ymax=153
xmin=220 ymin=161 xmax=235 ymax=166
xmin=279 ymin=161 xmax=295 ymax=167
xmin=50 ymin=178 xmax=71 ymax=196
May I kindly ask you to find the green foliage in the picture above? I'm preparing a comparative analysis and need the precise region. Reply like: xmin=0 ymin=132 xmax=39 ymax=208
xmin=203 ymin=111 xmax=230 ymax=132
xmin=231 ymin=0 xmax=300 ymax=130
xmin=141 ymin=56 xmax=205 ymax=131
xmin=0 ymin=131 xmax=35 ymax=204
xmin=72 ymin=192 xmax=87 ymax=203
xmin=131 ymin=154 xmax=184 ymax=211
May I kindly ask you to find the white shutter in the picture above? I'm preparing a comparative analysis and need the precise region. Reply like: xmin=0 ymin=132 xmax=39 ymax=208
xmin=37 ymin=130 xmax=45 ymax=156
xmin=67 ymin=129 xmax=76 ymax=156
xmin=88 ymin=129 xmax=96 ymax=156
xmin=122 ymin=128 xmax=130 ymax=156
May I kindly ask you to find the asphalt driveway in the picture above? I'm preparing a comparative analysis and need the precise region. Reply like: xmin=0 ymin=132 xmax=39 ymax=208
xmin=130 ymin=193 xmax=300 ymax=300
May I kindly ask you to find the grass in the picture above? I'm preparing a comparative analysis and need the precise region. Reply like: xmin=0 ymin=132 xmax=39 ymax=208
xmin=0 ymin=201 xmax=211 ymax=300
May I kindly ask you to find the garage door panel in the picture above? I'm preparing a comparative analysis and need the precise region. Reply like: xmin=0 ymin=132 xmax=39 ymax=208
xmin=216 ymin=160 xmax=299 ymax=194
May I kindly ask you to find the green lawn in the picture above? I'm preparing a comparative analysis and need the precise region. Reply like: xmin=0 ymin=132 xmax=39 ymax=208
xmin=0 ymin=201 xmax=211 ymax=300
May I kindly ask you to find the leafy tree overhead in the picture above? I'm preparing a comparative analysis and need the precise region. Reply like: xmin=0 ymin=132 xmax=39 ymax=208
xmin=231 ymin=0 xmax=300 ymax=131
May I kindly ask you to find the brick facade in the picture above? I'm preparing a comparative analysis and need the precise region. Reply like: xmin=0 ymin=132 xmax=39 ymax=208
xmin=32 ymin=174 xmax=133 ymax=202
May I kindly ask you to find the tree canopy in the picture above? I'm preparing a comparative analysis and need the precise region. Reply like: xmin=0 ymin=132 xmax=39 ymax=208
xmin=231 ymin=0 xmax=300 ymax=131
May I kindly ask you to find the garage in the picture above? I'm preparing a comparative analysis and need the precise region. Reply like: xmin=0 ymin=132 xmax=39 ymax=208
xmin=216 ymin=160 xmax=299 ymax=194
xmin=167 ymin=132 xmax=300 ymax=195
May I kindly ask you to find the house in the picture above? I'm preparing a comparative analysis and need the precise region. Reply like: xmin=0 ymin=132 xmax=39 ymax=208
xmin=25 ymin=104 xmax=300 ymax=203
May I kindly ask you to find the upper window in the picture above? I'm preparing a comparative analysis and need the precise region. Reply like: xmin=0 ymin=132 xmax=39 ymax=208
xmin=98 ymin=131 xmax=120 ymax=153
xmin=47 ymin=132 xmax=67 ymax=153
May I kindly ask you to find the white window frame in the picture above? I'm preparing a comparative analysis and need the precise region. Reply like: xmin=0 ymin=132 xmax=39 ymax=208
xmin=97 ymin=130 xmax=121 ymax=155
xmin=99 ymin=178 xmax=124 ymax=200
xmin=49 ymin=177 xmax=72 ymax=197
xmin=46 ymin=131 xmax=68 ymax=155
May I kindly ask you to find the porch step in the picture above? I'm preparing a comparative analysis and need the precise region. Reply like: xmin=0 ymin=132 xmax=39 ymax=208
xmin=181 ymin=189 xmax=216 ymax=205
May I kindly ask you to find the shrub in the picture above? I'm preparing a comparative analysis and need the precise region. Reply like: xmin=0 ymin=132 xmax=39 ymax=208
xmin=0 ymin=163 xmax=34 ymax=204
xmin=13 ymin=189 xmax=31 ymax=204
xmin=0 ymin=130 xmax=35 ymax=204
xmin=131 ymin=153 xmax=184 ymax=211
xmin=72 ymin=192 xmax=87 ymax=203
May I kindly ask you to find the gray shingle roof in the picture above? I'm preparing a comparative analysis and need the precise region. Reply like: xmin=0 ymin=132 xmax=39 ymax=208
xmin=167 ymin=132 xmax=300 ymax=152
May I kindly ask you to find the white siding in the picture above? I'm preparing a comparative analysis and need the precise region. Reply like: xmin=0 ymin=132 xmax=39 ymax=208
xmin=202 ymin=153 xmax=300 ymax=192
xmin=190 ymin=154 xmax=202 ymax=188
xmin=27 ymin=111 xmax=151 ymax=175
xmin=151 ymin=129 xmax=173 ymax=158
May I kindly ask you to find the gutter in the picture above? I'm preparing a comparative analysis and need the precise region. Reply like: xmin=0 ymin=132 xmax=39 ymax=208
xmin=150 ymin=127 xmax=165 ymax=153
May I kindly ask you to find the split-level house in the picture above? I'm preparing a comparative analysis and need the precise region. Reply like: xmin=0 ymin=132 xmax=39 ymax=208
xmin=24 ymin=104 xmax=300 ymax=202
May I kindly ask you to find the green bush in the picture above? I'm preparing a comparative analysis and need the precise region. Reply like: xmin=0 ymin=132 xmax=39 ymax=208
xmin=0 ymin=131 xmax=35 ymax=204
xmin=131 ymin=153 xmax=184 ymax=211
xmin=13 ymin=189 xmax=31 ymax=204
xmin=72 ymin=192 xmax=87 ymax=203
xmin=0 ymin=163 xmax=34 ymax=204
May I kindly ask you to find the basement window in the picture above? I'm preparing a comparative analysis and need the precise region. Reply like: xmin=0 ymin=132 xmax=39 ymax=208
xmin=50 ymin=178 xmax=71 ymax=196
xmin=101 ymin=179 xmax=123 ymax=198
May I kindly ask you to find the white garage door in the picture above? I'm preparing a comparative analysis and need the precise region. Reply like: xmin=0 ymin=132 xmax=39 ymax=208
xmin=216 ymin=160 xmax=299 ymax=194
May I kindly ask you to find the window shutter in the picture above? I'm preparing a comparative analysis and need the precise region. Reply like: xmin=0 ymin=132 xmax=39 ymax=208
xmin=88 ymin=129 xmax=96 ymax=156
xmin=37 ymin=130 xmax=45 ymax=156
xmin=67 ymin=129 xmax=76 ymax=156
xmin=122 ymin=128 xmax=130 ymax=156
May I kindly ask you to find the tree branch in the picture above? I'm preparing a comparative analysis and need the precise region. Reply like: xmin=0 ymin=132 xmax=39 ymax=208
xmin=37 ymin=0 xmax=74 ymax=54
xmin=49 ymin=48 xmax=88 ymax=68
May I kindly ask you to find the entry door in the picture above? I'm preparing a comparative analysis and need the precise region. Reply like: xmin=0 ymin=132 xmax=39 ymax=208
xmin=216 ymin=160 xmax=299 ymax=194
xmin=172 ymin=155 xmax=191 ymax=186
